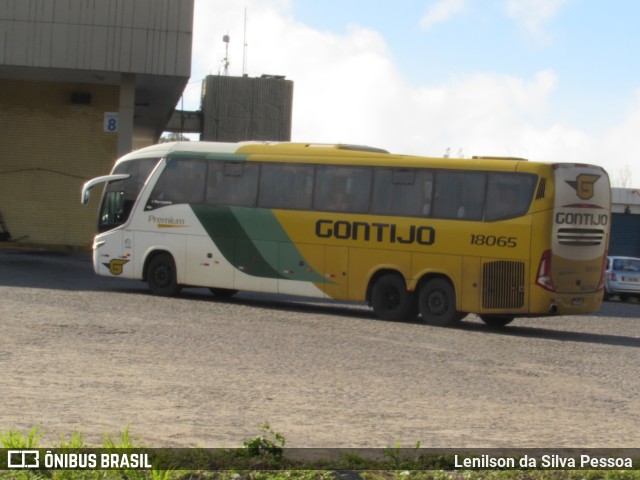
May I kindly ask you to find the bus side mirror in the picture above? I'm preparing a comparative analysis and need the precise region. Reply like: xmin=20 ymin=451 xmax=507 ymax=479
xmin=81 ymin=174 xmax=130 ymax=205
xmin=82 ymin=186 xmax=91 ymax=205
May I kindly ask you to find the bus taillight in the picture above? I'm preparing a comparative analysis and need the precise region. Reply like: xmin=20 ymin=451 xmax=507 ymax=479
xmin=536 ymin=249 xmax=555 ymax=292
xmin=598 ymin=251 xmax=607 ymax=291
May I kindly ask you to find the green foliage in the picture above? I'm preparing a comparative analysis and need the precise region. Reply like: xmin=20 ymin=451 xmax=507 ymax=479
xmin=241 ymin=424 xmax=286 ymax=461
xmin=0 ymin=426 xmax=42 ymax=449
xmin=57 ymin=432 xmax=86 ymax=449
xmin=1 ymin=425 xmax=640 ymax=480
xmin=159 ymin=133 xmax=190 ymax=143
xmin=101 ymin=424 xmax=142 ymax=449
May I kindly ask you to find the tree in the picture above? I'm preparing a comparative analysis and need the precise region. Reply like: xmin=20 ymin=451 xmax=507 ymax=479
xmin=614 ymin=165 xmax=632 ymax=188
xmin=159 ymin=132 xmax=191 ymax=143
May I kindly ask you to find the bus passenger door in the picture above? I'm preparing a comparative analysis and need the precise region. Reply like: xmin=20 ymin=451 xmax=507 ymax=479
xmin=323 ymin=246 xmax=348 ymax=300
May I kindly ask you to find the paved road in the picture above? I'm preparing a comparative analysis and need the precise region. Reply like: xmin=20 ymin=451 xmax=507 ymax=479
xmin=1 ymin=249 xmax=639 ymax=448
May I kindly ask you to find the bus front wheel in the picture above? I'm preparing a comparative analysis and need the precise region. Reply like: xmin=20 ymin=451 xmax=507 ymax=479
xmin=418 ymin=278 xmax=459 ymax=327
xmin=370 ymin=274 xmax=418 ymax=322
xmin=147 ymin=253 xmax=182 ymax=297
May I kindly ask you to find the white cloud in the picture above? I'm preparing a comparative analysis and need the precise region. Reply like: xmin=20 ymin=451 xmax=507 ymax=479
xmin=420 ymin=0 xmax=468 ymax=30
xmin=600 ymin=89 xmax=640 ymax=186
xmin=188 ymin=0 xmax=640 ymax=187
xmin=505 ymin=0 xmax=573 ymax=44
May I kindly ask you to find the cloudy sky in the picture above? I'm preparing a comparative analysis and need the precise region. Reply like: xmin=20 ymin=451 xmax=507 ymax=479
xmin=183 ymin=0 xmax=640 ymax=187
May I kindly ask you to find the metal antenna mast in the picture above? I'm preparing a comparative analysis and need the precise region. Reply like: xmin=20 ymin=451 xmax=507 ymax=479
xmin=222 ymin=34 xmax=230 ymax=76
xmin=242 ymin=8 xmax=248 ymax=76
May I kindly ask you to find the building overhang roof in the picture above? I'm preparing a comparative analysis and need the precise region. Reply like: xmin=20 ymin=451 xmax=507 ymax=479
xmin=0 ymin=65 xmax=187 ymax=137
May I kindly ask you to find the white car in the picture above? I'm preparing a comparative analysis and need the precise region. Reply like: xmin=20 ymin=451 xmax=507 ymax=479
xmin=604 ymin=256 xmax=640 ymax=301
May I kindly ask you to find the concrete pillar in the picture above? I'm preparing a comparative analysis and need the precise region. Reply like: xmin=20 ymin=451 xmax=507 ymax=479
xmin=118 ymin=73 xmax=135 ymax=156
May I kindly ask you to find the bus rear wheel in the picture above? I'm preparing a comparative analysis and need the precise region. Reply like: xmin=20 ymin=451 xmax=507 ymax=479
xmin=147 ymin=253 xmax=182 ymax=296
xmin=370 ymin=274 xmax=418 ymax=322
xmin=480 ymin=315 xmax=514 ymax=327
xmin=418 ymin=278 xmax=459 ymax=327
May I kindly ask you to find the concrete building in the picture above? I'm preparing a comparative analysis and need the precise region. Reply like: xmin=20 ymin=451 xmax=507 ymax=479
xmin=165 ymin=74 xmax=294 ymax=142
xmin=200 ymin=74 xmax=293 ymax=142
xmin=610 ymin=188 xmax=640 ymax=257
xmin=0 ymin=0 xmax=193 ymax=248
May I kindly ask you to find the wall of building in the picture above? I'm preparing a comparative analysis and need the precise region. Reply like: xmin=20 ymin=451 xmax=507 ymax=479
xmin=609 ymin=188 xmax=640 ymax=258
xmin=0 ymin=0 xmax=193 ymax=249
xmin=0 ymin=0 xmax=192 ymax=77
xmin=201 ymin=75 xmax=293 ymax=142
xmin=0 ymin=78 xmax=118 ymax=247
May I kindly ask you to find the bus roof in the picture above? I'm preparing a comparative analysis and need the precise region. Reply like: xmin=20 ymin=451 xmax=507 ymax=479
xmin=114 ymin=141 xmax=542 ymax=172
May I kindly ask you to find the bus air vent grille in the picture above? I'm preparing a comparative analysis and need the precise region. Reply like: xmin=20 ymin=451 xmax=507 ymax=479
xmin=482 ymin=260 xmax=525 ymax=309
xmin=557 ymin=228 xmax=605 ymax=247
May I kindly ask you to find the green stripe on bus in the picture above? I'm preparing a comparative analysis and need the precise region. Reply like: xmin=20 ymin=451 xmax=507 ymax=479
xmin=190 ymin=205 xmax=325 ymax=283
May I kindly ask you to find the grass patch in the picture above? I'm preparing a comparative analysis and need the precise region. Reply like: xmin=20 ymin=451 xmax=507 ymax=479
xmin=0 ymin=426 xmax=638 ymax=479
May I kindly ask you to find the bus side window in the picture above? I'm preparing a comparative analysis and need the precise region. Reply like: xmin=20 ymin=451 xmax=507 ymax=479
xmin=484 ymin=173 xmax=537 ymax=221
xmin=314 ymin=165 xmax=372 ymax=213
xmin=433 ymin=172 xmax=485 ymax=220
xmin=372 ymin=169 xmax=433 ymax=217
xmin=205 ymin=161 xmax=258 ymax=207
xmin=258 ymin=164 xmax=314 ymax=210
xmin=146 ymin=158 xmax=206 ymax=209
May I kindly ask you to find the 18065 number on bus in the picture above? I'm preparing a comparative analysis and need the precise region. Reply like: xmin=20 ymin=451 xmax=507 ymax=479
xmin=470 ymin=235 xmax=518 ymax=248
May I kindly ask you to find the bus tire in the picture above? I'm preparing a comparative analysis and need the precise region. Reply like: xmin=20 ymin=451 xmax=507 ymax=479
xmin=209 ymin=288 xmax=238 ymax=299
xmin=418 ymin=278 xmax=459 ymax=327
xmin=370 ymin=274 xmax=418 ymax=322
xmin=147 ymin=253 xmax=182 ymax=297
xmin=480 ymin=315 xmax=514 ymax=328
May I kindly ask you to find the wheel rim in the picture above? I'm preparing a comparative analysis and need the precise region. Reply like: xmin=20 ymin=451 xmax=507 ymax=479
xmin=154 ymin=265 xmax=171 ymax=287
xmin=427 ymin=289 xmax=448 ymax=316
xmin=382 ymin=286 xmax=401 ymax=311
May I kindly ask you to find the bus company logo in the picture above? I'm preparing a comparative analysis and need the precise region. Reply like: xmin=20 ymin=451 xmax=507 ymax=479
xmin=147 ymin=214 xmax=187 ymax=228
xmin=103 ymin=258 xmax=129 ymax=275
xmin=565 ymin=174 xmax=601 ymax=200
xmin=7 ymin=450 xmax=39 ymax=469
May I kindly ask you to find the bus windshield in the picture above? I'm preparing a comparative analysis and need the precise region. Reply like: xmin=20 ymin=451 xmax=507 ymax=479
xmin=98 ymin=158 xmax=159 ymax=233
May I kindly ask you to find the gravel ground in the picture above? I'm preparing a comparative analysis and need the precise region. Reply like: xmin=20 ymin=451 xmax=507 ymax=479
xmin=1 ymin=248 xmax=639 ymax=448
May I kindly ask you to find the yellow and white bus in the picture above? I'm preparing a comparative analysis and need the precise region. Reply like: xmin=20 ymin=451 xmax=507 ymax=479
xmin=82 ymin=141 xmax=610 ymax=327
